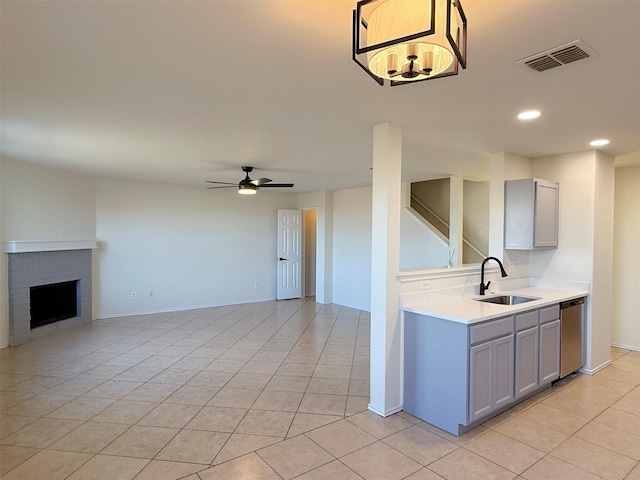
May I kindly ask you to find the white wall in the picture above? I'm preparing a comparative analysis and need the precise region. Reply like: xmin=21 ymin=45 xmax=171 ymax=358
xmin=1 ymin=157 xmax=96 ymax=241
xmin=332 ymin=187 xmax=372 ymax=311
xmin=613 ymin=165 xmax=640 ymax=350
xmin=96 ymin=177 xmax=297 ymax=317
xmin=400 ymin=208 xmax=449 ymax=269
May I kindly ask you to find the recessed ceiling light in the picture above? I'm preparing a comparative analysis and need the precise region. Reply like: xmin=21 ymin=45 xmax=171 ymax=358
xmin=517 ymin=110 xmax=541 ymax=120
xmin=589 ymin=139 xmax=610 ymax=147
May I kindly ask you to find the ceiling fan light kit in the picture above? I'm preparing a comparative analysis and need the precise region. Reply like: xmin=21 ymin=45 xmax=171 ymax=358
xmin=352 ymin=0 xmax=467 ymax=86
xmin=238 ymin=182 xmax=257 ymax=195
xmin=206 ymin=166 xmax=293 ymax=195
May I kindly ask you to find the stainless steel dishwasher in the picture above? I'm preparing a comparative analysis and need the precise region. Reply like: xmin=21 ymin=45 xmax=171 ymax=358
xmin=559 ymin=297 xmax=585 ymax=378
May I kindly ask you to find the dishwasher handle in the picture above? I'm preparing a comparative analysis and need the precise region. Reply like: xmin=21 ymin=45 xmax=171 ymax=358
xmin=560 ymin=297 xmax=585 ymax=309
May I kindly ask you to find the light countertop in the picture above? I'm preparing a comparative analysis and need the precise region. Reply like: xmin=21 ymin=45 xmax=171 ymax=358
xmin=402 ymin=287 xmax=588 ymax=324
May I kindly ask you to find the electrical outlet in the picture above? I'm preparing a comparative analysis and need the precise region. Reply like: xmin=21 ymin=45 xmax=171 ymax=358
xmin=130 ymin=291 xmax=137 ymax=299
xmin=509 ymin=261 xmax=518 ymax=273
xmin=254 ymin=282 xmax=259 ymax=288
xmin=420 ymin=281 xmax=429 ymax=290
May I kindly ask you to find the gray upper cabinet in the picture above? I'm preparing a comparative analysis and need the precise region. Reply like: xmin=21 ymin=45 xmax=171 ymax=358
xmin=504 ymin=178 xmax=559 ymax=250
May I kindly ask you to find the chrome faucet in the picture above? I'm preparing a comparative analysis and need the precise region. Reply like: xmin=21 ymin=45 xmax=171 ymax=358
xmin=480 ymin=257 xmax=508 ymax=295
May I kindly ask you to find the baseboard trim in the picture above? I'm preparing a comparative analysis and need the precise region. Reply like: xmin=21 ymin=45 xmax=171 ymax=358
xmin=333 ymin=300 xmax=371 ymax=313
xmin=96 ymin=297 xmax=277 ymax=319
xmin=611 ymin=342 xmax=640 ymax=352
xmin=368 ymin=403 xmax=403 ymax=417
xmin=580 ymin=359 xmax=612 ymax=375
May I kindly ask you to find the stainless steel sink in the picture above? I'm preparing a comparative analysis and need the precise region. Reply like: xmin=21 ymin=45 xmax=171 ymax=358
xmin=474 ymin=295 xmax=539 ymax=305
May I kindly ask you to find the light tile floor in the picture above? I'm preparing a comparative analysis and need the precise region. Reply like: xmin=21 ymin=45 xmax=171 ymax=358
xmin=1 ymin=298 xmax=639 ymax=479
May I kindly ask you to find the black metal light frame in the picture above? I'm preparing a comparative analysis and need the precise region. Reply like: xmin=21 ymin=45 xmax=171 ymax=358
xmin=352 ymin=0 xmax=467 ymax=86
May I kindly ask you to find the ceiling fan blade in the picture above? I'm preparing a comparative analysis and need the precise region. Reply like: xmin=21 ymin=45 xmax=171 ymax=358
xmin=206 ymin=167 xmax=291 ymax=192
xmin=251 ymin=177 xmax=272 ymax=186
xmin=259 ymin=183 xmax=294 ymax=188
xmin=206 ymin=180 xmax=237 ymax=185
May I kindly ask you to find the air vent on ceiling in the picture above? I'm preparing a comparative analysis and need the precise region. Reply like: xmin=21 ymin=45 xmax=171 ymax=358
xmin=516 ymin=40 xmax=596 ymax=72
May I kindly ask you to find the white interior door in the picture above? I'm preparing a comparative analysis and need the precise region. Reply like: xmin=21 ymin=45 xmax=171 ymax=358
xmin=277 ymin=209 xmax=302 ymax=300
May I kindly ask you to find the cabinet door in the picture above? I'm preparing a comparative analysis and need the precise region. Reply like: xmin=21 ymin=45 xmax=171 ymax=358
xmin=515 ymin=327 xmax=539 ymax=398
xmin=469 ymin=341 xmax=493 ymax=422
xmin=493 ymin=335 xmax=515 ymax=408
xmin=469 ymin=335 xmax=514 ymax=423
xmin=540 ymin=320 xmax=560 ymax=384
xmin=504 ymin=178 xmax=536 ymax=250
xmin=533 ymin=180 xmax=559 ymax=248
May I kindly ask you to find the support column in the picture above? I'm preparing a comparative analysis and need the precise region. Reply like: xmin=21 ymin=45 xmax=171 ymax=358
xmin=588 ymin=151 xmax=614 ymax=371
xmin=449 ymin=175 xmax=464 ymax=266
xmin=0 ymin=157 xmax=7 ymax=348
xmin=320 ymin=191 xmax=334 ymax=304
xmin=369 ymin=123 xmax=403 ymax=416
xmin=488 ymin=152 xmax=506 ymax=258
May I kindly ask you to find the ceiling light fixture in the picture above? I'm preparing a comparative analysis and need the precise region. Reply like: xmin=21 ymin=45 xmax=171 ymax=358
xmin=352 ymin=0 xmax=467 ymax=86
xmin=589 ymin=139 xmax=610 ymax=147
xmin=238 ymin=182 xmax=257 ymax=195
xmin=206 ymin=167 xmax=293 ymax=195
xmin=517 ymin=110 xmax=542 ymax=120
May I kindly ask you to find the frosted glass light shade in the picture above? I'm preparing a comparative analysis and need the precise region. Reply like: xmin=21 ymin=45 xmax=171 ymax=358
xmin=367 ymin=0 xmax=454 ymax=80
xmin=352 ymin=0 xmax=467 ymax=86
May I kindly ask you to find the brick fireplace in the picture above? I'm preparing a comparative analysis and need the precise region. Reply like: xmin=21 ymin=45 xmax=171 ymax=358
xmin=5 ymin=241 xmax=95 ymax=346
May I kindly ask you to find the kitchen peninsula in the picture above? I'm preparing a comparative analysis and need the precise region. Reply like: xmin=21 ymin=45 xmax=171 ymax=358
xmin=401 ymin=286 xmax=588 ymax=436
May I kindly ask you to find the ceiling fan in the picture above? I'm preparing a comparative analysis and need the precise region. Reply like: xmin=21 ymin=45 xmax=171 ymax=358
xmin=206 ymin=166 xmax=294 ymax=195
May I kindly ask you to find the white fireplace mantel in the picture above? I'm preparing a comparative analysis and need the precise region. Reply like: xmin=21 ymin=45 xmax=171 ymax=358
xmin=4 ymin=240 xmax=98 ymax=253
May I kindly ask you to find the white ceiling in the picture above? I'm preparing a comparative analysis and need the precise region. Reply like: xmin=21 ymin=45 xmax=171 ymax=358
xmin=2 ymin=1 xmax=639 ymax=193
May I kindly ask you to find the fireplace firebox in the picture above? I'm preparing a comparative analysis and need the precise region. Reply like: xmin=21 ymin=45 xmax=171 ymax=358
xmin=30 ymin=280 xmax=80 ymax=329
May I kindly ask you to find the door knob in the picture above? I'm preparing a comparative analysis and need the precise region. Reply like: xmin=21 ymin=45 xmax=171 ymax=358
xmin=279 ymin=257 xmax=287 ymax=261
